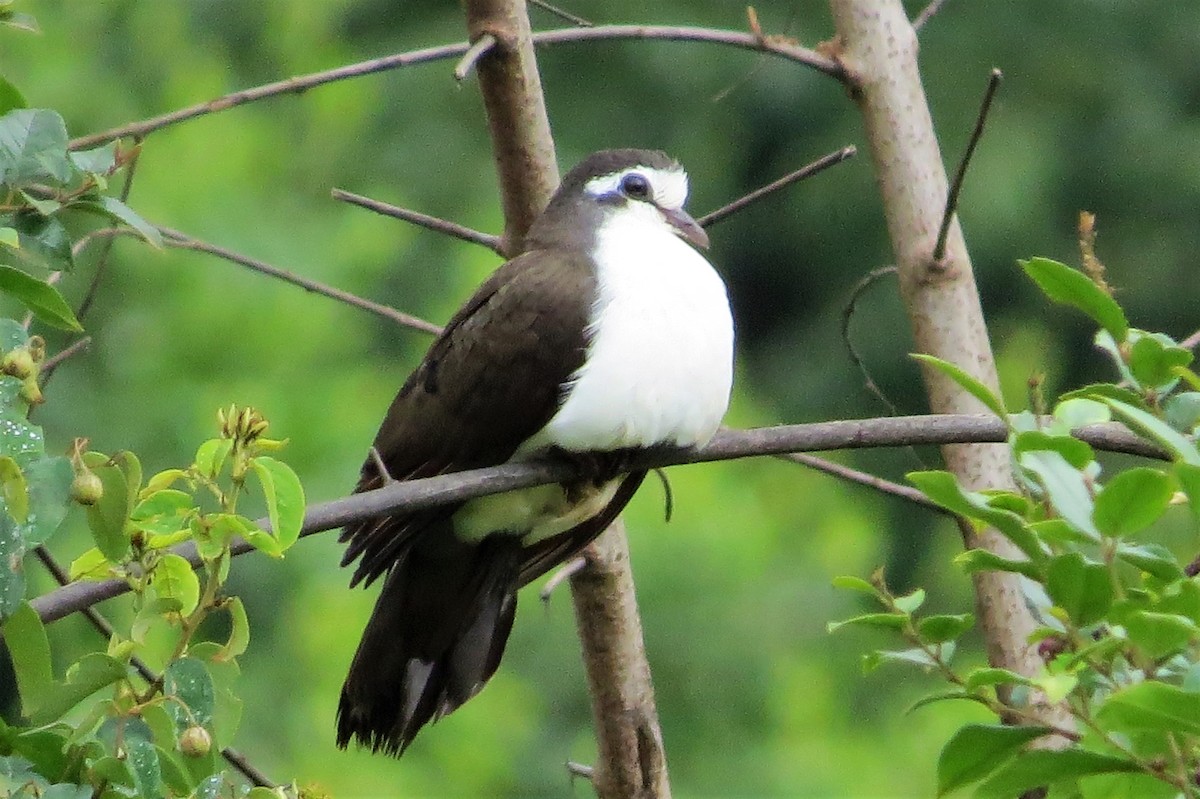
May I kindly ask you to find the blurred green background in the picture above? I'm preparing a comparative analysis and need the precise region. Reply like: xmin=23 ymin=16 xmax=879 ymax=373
xmin=4 ymin=1 xmax=1200 ymax=796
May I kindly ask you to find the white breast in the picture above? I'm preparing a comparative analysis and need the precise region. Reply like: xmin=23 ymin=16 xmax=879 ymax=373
xmin=531 ymin=209 xmax=734 ymax=453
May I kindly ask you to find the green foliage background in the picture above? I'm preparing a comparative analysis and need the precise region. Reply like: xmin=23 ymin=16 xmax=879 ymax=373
xmin=3 ymin=1 xmax=1199 ymax=795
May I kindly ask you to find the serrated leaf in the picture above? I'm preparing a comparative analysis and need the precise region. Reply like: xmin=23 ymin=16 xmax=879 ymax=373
xmin=29 ymin=652 xmax=126 ymax=725
xmin=918 ymin=613 xmax=974 ymax=644
xmin=1092 ymin=467 xmax=1173 ymax=538
xmin=912 ymin=353 xmax=1006 ymax=418
xmin=975 ymin=748 xmax=1140 ymax=798
xmin=0 ymin=265 xmax=82 ymax=331
xmin=1103 ymin=397 xmax=1200 ymax=465
xmin=2 ymin=601 xmax=52 ymax=715
xmin=0 ymin=109 xmax=73 ymax=187
xmin=148 ymin=553 xmax=200 ymax=616
xmin=1020 ymin=257 xmax=1129 ymax=342
xmin=1046 ymin=552 xmax=1112 ymax=627
xmin=936 ymin=723 xmax=1049 ymax=796
xmin=250 ymin=456 xmax=304 ymax=551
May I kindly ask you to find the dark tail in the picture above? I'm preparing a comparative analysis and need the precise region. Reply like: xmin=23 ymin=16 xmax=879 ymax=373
xmin=336 ymin=533 xmax=522 ymax=756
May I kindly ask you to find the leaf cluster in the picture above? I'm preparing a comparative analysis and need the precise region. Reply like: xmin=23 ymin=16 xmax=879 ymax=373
xmin=833 ymin=257 xmax=1200 ymax=797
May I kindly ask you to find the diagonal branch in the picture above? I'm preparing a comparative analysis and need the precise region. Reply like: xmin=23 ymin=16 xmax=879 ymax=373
xmin=697 ymin=146 xmax=856 ymax=228
xmin=69 ymin=25 xmax=842 ymax=152
xmin=30 ymin=414 xmax=1162 ymax=625
xmin=157 ymin=226 xmax=442 ymax=335
xmin=331 ymin=189 xmax=503 ymax=254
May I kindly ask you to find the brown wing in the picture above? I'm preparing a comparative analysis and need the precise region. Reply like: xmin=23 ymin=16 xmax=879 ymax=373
xmin=340 ymin=249 xmax=597 ymax=586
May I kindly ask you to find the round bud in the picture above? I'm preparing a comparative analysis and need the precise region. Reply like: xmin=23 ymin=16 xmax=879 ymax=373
xmin=2 ymin=349 xmax=35 ymax=380
xmin=70 ymin=471 xmax=104 ymax=505
xmin=179 ymin=725 xmax=212 ymax=758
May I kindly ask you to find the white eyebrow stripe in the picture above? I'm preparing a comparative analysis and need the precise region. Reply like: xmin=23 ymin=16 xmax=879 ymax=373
xmin=584 ymin=167 xmax=690 ymax=210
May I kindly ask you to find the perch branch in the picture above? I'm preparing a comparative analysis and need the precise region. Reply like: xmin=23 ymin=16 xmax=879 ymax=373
xmin=331 ymin=189 xmax=503 ymax=254
xmin=30 ymin=414 xmax=1163 ymax=625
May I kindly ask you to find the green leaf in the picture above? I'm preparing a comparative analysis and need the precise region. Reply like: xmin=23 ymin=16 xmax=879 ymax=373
xmin=911 ymin=353 xmax=1006 ymax=417
xmin=1103 ymin=397 xmax=1200 ymax=465
xmin=1127 ymin=332 xmax=1191 ymax=390
xmin=143 ymin=468 xmax=188 ymax=496
xmin=0 ymin=227 xmax=17 ymax=249
xmin=0 ymin=265 xmax=82 ymax=331
xmin=1020 ymin=257 xmax=1129 ymax=342
xmin=1092 ymin=468 xmax=1173 ymax=539
xmin=1032 ymin=672 xmax=1077 ymax=703
xmin=826 ymin=612 xmax=907 ymax=634
xmin=164 ymin=657 xmax=215 ymax=729
xmin=189 ymin=643 xmax=242 ymax=749
xmin=1018 ymin=449 xmax=1099 ymax=539
xmin=1123 ymin=611 xmax=1197 ymax=660
xmin=1013 ymin=430 xmax=1094 ymax=469
xmin=69 ymin=196 xmax=163 ymax=248
xmin=1052 ymin=397 xmax=1111 ymax=430
xmin=250 ymin=456 xmax=305 ymax=551
xmin=1046 ymin=552 xmax=1112 ymax=627
xmin=148 ymin=553 xmax=200 ymax=616
xmin=918 ymin=614 xmax=974 ymax=644
xmin=8 ymin=210 xmax=72 ymax=271
xmin=67 ymin=546 xmax=115 ymax=581
xmin=892 ymin=587 xmax=925 ymax=614
xmin=863 ymin=644 xmax=953 ymax=673
xmin=2 ymin=601 xmax=52 ymax=715
xmin=0 ymin=77 xmax=26 ymax=116
xmin=193 ymin=439 xmax=231 ymax=481
xmin=0 ymin=455 xmax=27 ymax=524
xmin=1177 ymin=463 xmax=1200 ymax=523
xmin=131 ymin=489 xmax=193 ymax=534
xmin=908 ymin=471 xmax=1046 ymax=562
xmin=218 ymin=597 xmax=250 ymax=660
xmin=0 ymin=510 xmax=21 ymax=617
xmin=1096 ymin=681 xmax=1200 ymax=736
xmin=29 ymin=652 xmax=126 ymax=726
xmin=81 ymin=454 xmax=130 ymax=562
xmin=0 ymin=109 xmax=73 ymax=187
xmin=975 ymin=748 xmax=1141 ymax=798
xmin=125 ymin=735 xmax=164 ymax=799
xmin=963 ymin=667 xmax=1033 ymax=692
xmin=20 ymin=456 xmax=72 ymax=545
xmin=1116 ymin=543 xmax=1185 ymax=582
xmin=936 ymin=723 xmax=1049 ymax=796
xmin=1165 ymin=391 xmax=1200 ymax=433
xmin=1060 ymin=383 xmax=1145 ymax=408
xmin=0 ymin=11 xmax=39 ymax=34
xmin=155 ymin=744 xmax=195 ymax=797
xmin=67 ymin=143 xmax=116 ymax=177
xmin=831 ymin=574 xmax=886 ymax=602
xmin=954 ymin=548 xmax=1043 ymax=580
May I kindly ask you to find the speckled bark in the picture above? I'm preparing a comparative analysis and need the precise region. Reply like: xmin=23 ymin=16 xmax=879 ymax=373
xmin=828 ymin=0 xmax=1074 ymax=737
xmin=461 ymin=1 xmax=673 ymax=793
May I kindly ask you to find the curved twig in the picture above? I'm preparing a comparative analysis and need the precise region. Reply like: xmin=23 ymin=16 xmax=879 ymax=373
xmin=331 ymin=189 xmax=503 ymax=254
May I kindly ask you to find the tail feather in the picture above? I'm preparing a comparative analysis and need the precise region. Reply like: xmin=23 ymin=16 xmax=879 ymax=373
xmin=336 ymin=532 xmax=522 ymax=755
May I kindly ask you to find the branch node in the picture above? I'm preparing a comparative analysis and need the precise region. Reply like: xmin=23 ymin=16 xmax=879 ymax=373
xmin=454 ymin=33 xmax=498 ymax=81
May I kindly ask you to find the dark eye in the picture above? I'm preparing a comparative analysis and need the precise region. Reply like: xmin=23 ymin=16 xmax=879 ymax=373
xmin=620 ymin=172 xmax=651 ymax=200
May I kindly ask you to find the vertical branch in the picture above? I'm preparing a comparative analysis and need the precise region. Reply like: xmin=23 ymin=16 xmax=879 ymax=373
xmin=464 ymin=0 xmax=559 ymax=255
xmin=827 ymin=0 xmax=1074 ymax=739
xmin=460 ymin=0 xmax=673 ymax=794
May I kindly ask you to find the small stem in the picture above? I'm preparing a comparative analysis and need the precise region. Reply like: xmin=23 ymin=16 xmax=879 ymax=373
xmin=454 ymin=33 xmax=497 ymax=80
xmin=697 ymin=146 xmax=855 ymax=228
xmin=331 ymin=188 xmax=502 ymax=254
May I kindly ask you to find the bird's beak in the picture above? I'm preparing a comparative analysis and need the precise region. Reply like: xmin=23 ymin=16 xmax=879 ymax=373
xmin=662 ymin=207 xmax=710 ymax=250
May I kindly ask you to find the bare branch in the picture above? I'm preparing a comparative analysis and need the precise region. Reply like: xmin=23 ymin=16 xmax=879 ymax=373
xmin=912 ymin=0 xmax=951 ymax=31
xmin=156 ymin=225 xmax=442 ymax=336
xmin=840 ymin=266 xmax=908 ymax=417
xmin=39 ymin=336 xmax=92 ymax=381
xmin=71 ymin=227 xmax=141 ymax=259
xmin=69 ymin=25 xmax=843 ymax=152
xmin=697 ymin=145 xmax=856 ymax=228
xmin=454 ymin=33 xmax=498 ymax=81
xmin=331 ymin=188 xmax=502 ymax=254
xmin=933 ymin=68 xmax=1002 ymax=263
xmin=1182 ymin=329 xmax=1200 ymax=350
xmin=29 ymin=414 xmax=1163 ymax=625
xmin=530 ymin=0 xmax=593 ymax=27
xmin=775 ymin=451 xmax=944 ymax=513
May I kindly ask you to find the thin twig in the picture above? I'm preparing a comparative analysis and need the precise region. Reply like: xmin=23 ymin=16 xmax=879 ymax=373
xmin=566 ymin=761 xmax=595 ymax=780
xmin=841 ymin=266 xmax=901 ymax=414
xmin=912 ymin=0 xmax=951 ymax=31
xmin=454 ymin=33 xmax=497 ymax=80
xmin=539 ymin=556 xmax=588 ymax=603
xmin=39 ymin=336 xmax=92 ymax=382
xmin=529 ymin=0 xmax=593 ymax=27
xmin=774 ymin=451 xmax=944 ymax=513
xmin=156 ymin=225 xmax=442 ymax=336
xmin=697 ymin=146 xmax=856 ymax=228
xmin=1180 ymin=329 xmax=1200 ymax=350
xmin=331 ymin=189 xmax=503 ymax=254
xmin=30 ymin=414 xmax=1165 ymax=625
xmin=29 ymin=546 xmax=275 ymax=787
xmin=77 ymin=140 xmax=142 ymax=321
xmin=933 ymin=68 xmax=1002 ymax=263
xmin=68 ymin=25 xmax=843 ymax=150
xmin=71 ymin=227 xmax=141 ymax=259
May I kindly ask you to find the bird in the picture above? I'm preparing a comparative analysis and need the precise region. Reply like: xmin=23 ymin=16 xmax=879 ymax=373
xmin=335 ymin=148 xmax=734 ymax=756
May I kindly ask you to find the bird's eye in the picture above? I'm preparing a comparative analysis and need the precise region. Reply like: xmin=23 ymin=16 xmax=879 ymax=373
xmin=620 ymin=172 xmax=652 ymax=200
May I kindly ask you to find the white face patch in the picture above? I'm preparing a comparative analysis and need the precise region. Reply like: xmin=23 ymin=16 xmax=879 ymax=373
xmin=584 ymin=166 xmax=690 ymax=211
